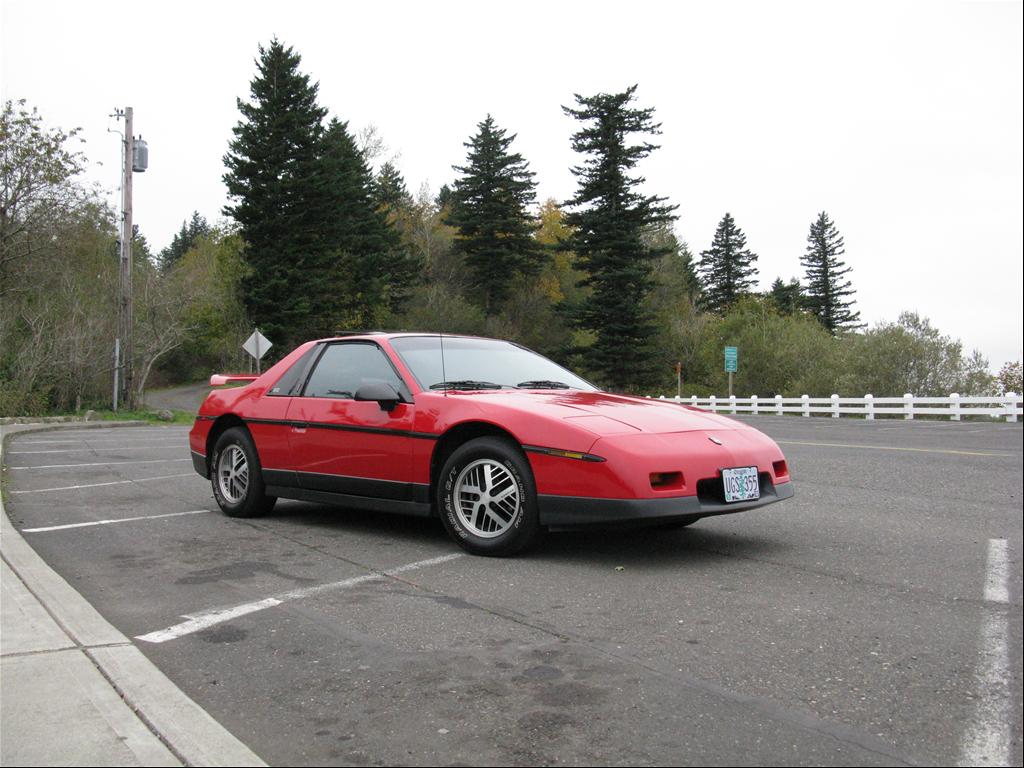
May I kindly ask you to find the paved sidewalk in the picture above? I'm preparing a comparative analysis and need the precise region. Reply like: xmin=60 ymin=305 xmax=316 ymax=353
xmin=0 ymin=423 xmax=265 ymax=767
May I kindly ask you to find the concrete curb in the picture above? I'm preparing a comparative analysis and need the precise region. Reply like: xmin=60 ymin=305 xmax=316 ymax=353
xmin=1 ymin=422 xmax=266 ymax=767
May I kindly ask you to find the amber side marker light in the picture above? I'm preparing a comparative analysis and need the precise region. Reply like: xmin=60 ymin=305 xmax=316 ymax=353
xmin=773 ymin=460 xmax=789 ymax=479
xmin=650 ymin=471 xmax=685 ymax=490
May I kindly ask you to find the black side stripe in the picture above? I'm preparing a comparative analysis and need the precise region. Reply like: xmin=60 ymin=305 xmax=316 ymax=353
xmin=241 ymin=417 xmax=601 ymax=461
xmin=243 ymin=417 xmax=438 ymax=441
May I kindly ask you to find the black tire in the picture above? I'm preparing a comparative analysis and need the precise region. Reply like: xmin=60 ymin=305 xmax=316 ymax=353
xmin=210 ymin=426 xmax=277 ymax=518
xmin=438 ymin=436 xmax=542 ymax=556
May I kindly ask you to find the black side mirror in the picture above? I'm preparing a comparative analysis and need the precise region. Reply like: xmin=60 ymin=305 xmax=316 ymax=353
xmin=354 ymin=381 xmax=402 ymax=412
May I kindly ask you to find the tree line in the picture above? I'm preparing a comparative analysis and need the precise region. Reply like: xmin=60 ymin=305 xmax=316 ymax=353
xmin=1 ymin=39 xmax=1018 ymax=416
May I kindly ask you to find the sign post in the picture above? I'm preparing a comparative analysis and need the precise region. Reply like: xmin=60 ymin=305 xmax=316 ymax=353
xmin=724 ymin=346 xmax=738 ymax=398
xmin=243 ymin=329 xmax=273 ymax=374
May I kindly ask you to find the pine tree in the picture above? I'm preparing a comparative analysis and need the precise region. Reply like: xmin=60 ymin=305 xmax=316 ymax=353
xmin=373 ymin=161 xmax=411 ymax=212
xmin=801 ymin=211 xmax=861 ymax=334
xmin=769 ymin=277 xmax=803 ymax=315
xmin=448 ymin=115 xmax=543 ymax=313
xmin=562 ymin=86 xmax=678 ymax=391
xmin=312 ymin=119 xmax=418 ymax=329
xmin=434 ymin=184 xmax=453 ymax=213
xmin=158 ymin=212 xmax=210 ymax=271
xmin=223 ymin=39 xmax=327 ymax=347
xmin=696 ymin=213 xmax=759 ymax=313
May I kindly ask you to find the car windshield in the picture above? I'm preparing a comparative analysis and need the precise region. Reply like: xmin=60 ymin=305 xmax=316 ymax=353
xmin=390 ymin=336 xmax=596 ymax=392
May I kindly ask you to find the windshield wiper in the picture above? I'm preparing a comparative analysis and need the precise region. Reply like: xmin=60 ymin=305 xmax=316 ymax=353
xmin=429 ymin=380 xmax=504 ymax=391
xmin=517 ymin=380 xmax=571 ymax=389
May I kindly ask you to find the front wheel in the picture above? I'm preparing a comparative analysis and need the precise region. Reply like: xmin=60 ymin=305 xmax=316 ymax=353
xmin=210 ymin=427 xmax=277 ymax=518
xmin=439 ymin=437 xmax=542 ymax=556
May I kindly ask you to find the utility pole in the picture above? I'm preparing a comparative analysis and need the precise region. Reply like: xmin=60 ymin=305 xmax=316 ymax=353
xmin=120 ymin=107 xmax=134 ymax=409
xmin=112 ymin=107 xmax=146 ymax=410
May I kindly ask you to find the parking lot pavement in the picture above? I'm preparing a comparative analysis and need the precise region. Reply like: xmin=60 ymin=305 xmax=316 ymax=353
xmin=2 ymin=418 xmax=1021 ymax=765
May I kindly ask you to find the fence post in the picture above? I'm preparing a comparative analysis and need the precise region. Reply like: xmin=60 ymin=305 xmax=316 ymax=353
xmin=751 ymin=395 xmax=759 ymax=415
xmin=950 ymin=393 xmax=961 ymax=421
xmin=709 ymin=395 xmax=717 ymax=412
xmin=1007 ymin=392 xmax=1019 ymax=423
xmin=802 ymin=394 xmax=810 ymax=417
xmin=865 ymin=393 xmax=874 ymax=421
xmin=831 ymin=393 xmax=840 ymax=418
xmin=775 ymin=394 xmax=783 ymax=416
xmin=729 ymin=394 xmax=737 ymax=414
xmin=691 ymin=395 xmax=698 ymax=408
xmin=904 ymin=393 xmax=914 ymax=420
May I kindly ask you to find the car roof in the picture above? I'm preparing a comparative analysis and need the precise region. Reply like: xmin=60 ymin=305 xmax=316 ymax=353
xmin=314 ymin=331 xmax=502 ymax=344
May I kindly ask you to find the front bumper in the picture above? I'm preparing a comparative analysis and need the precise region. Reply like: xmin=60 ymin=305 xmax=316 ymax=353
xmin=538 ymin=480 xmax=794 ymax=529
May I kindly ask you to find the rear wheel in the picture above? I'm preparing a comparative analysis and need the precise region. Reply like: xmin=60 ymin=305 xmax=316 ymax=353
xmin=210 ymin=427 xmax=276 ymax=518
xmin=439 ymin=437 xmax=541 ymax=556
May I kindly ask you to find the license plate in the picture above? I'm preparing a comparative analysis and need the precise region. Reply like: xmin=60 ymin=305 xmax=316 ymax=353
xmin=722 ymin=466 xmax=760 ymax=503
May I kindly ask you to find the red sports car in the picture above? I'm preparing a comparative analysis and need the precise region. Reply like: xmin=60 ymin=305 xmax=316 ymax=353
xmin=189 ymin=333 xmax=793 ymax=555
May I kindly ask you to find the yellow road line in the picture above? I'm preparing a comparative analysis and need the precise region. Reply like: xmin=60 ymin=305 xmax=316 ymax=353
xmin=776 ymin=440 xmax=1015 ymax=457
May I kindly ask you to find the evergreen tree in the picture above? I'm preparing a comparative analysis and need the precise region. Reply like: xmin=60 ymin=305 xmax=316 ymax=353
xmin=562 ymin=86 xmax=678 ymax=391
xmin=373 ymin=161 xmax=411 ymax=212
xmin=223 ymin=39 xmax=327 ymax=346
xmin=313 ymin=119 xmax=418 ymax=329
xmin=801 ymin=211 xmax=861 ymax=333
xmin=158 ymin=212 xmax=210 ymax=271
xmin=769 ymin=276 xmax=803 ymax=315
xmin=696 ymin=213 xmax=759 ymax=313
xmin=448 ymin=115 xmax=543 ymax=314
xmin=434 ymin=184 xmax=453 ymax=213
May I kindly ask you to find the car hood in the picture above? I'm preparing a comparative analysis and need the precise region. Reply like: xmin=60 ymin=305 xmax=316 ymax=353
xmin=459 ymin=390 xmax=747 ymax=435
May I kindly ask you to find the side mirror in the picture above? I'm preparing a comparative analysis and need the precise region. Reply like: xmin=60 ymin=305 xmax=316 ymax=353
xmin=354 ymin=381 xmax=403 ymax=412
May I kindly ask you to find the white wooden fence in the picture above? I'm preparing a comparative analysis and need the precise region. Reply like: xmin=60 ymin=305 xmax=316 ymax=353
xmin=650 ymin=393 xmax=1021 ymax=422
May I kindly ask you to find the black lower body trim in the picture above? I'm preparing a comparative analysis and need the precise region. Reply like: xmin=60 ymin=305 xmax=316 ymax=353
xmin=191 ymin=451 xmax=208 ymax=479
xmin=262 ymin=468 xmax=432 ymax=516
xmin=264 ymin=485 xmax=432 ymax=518
xmin=538 ymin=481 xmax=794 ymax=529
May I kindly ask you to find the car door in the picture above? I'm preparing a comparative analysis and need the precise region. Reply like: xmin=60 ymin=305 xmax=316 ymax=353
xmin=285 ymin=341 xmax=420 ymax=503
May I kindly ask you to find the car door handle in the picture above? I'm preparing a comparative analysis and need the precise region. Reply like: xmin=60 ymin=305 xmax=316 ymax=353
xmin=291 ymin=422 xmax=308 ymax=434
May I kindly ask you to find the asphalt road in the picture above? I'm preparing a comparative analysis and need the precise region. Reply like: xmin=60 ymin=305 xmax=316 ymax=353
xmin=3 ymin=416 xmax=1021 ymax=766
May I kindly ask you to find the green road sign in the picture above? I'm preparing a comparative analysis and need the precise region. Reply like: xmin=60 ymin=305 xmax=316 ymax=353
xmin=724 ymin=346 xmax=738 ymax=373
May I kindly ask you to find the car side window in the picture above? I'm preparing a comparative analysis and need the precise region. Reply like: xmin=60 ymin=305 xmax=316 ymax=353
xmin=266 ymin=345 xmax=320 ymax=397
xmin=302 ymin=343 xmax=405 ymax=400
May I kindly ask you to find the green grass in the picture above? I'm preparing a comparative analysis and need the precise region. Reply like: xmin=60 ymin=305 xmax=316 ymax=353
xmin=91 ymin=409 xmax=195 ymax=425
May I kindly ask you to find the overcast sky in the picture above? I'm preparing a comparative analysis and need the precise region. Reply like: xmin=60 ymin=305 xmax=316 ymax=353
xmin=3 ymin=0 xmax=1022 ymax=369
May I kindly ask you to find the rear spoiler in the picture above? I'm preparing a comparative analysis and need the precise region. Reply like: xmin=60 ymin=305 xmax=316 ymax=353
xmin=209 ymin=374 xmax=260 ymax=386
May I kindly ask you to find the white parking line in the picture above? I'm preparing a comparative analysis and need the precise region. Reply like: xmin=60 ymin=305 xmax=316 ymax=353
xmin=9 ymin=473 xmax=194 ymax=494
xmin=958 ymin=538 xmax=1012 ymax=767
xmin=11 ymin=458 xmax=192 ymax=470
xmin=136 ymin=552 xmax=464 ymax=644
xmin=22 ymin=509 xmax=211 ymax=532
